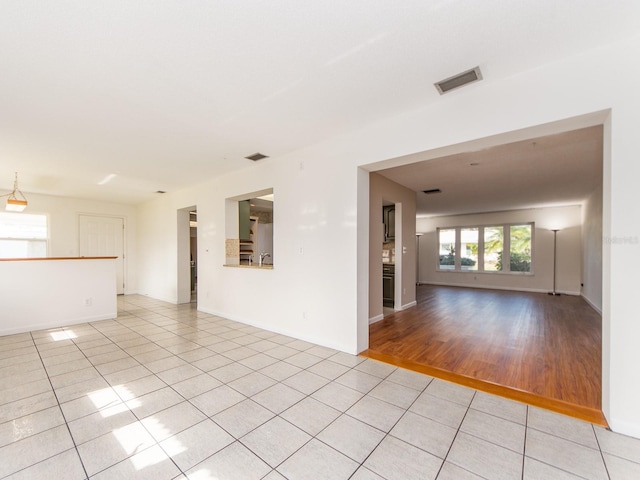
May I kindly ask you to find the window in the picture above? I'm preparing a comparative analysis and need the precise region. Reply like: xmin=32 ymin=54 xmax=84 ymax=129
xmin=460 ymin=227 xmax=478 ymax=271
xmin=483 ymin=226 xmax=503 ymax=271
xmin=438 ymin=228 xmax=455 ymax=270
xmin=509 ymin=224 xmax=532 ymax=272
xmin=437 ymin=223 xmax=533 ymax=274
xmin=0 ymin=212 xmax=48 ymax=258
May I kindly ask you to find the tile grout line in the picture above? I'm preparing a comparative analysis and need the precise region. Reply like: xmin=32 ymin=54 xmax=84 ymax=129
xmin=592 ymin=423 xmax=612 ymax=480
xmin=55 ymin=312 xmax=186 ymax=478
xmin=105 ymin=303 xmax=325 ymax=477
xmin=325 ymin=362 xmax=402 ymax=478
xmin=88 ymin=307 xmax=195 ymax=477
xmin=128 ymin=309 xmax=499 ymax=480
xmin=435 ymin=388 xmax=477 ymax=479
xmin=344 ymin=372 xmax=436 ymax=479
xmin=167 ymin=349 xmax=393 ymax=477
xmin=521 ymin=404 xmax=528 ymax=480
xmin=4 ymin=297 xmax=631 ymax=479
xmin=5 ymin=313 xmax=480 ymax=479
xmin=26 ymin=330 xmax=91 ymax=480
xmin=180 ymin=350 xmax=365 ymax=476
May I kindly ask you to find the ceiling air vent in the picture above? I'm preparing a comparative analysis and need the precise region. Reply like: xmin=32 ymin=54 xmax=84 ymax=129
xmin=423 ymin=188 xmax=442 ymax=194
xmin=434 ymin=66 xmax=482 ymax=95
xmin=245 ymin=152 xmax=269 ymax=161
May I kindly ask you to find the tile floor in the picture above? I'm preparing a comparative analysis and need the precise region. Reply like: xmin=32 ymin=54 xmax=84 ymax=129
xmin=1 ymin=296 xmax=639 ymax=479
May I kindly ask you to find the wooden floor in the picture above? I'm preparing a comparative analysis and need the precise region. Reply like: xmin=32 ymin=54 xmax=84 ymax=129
xmin=365 ymin=285 xmax=605 ymax=425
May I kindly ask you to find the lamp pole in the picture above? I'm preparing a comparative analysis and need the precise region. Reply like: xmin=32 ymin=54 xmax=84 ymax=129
xmin=416 ymin=233 xmax=423 ymax=286
xmin=548 ymin=229 xmax=561 ymax=296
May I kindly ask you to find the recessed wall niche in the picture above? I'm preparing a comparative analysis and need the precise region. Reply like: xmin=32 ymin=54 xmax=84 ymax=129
xmin=225 ymin=188 xmax=274 ymax=267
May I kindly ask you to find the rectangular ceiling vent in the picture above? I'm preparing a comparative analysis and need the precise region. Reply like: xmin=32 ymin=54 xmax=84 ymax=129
xmin=245 ymin=152 xmax=269 ymax=161
xmin=434 ymin=66 xmax=482 ymax=95
xmin=423 ymin=188 xmax=442 ymax=194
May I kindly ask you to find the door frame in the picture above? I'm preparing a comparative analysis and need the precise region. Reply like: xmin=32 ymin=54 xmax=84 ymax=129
xmin=359 ymin=110 xmax=609 ymax=424
xmin=77 ymin=213 xmax=127 ymax=294
xmin=177 ymin=205 xmax=196 ymax=304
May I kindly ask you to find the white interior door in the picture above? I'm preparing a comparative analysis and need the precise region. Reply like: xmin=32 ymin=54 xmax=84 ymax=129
xmin=79 ymin=215 xmax=125 ymax=294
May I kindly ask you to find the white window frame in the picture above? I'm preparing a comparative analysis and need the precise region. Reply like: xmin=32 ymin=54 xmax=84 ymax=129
xmin=0 ymin=212 xmax=49 ymax=258
xmin=437 ymin=222 xmax=534 ymax=275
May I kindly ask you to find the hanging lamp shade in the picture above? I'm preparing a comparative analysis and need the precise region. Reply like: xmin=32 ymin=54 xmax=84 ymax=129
xmin=3 ymin=172 xmax=28 ymax=212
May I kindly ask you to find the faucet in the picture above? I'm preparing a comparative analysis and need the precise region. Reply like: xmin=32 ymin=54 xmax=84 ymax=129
xmin=259 ymin=252 xmax=271 ymax=266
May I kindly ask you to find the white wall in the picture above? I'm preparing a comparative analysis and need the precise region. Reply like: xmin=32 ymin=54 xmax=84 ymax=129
xmin=582 ymin=185 xmax=603 ymax=312
xmin=416 ymin=206 xmax=582 ymax=295
xmin=0 ymin=258 xmax=117 ymax=335
xmin=369 ymin=172 xmax=417 ymax=323
xmin=136 ymin=35 xmax=640 ymax=437
xmin=137 ymin=156 xmax=361 ymax=353
xmin=0 ymin=191 xmax=138 ymax=294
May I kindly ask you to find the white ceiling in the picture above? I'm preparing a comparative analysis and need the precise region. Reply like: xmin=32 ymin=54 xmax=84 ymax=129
xmin=1 ymin=1 xmax=638 ymax=205
xmin=378 ymin=126 xmax=603 ymax=217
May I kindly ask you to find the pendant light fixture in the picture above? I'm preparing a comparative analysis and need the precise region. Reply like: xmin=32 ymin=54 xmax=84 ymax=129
xmin=3 ymin=172 xmax=28 ymax=212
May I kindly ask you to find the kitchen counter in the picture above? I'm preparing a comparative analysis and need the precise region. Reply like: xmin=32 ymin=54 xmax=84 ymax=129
xmin=224 ymin=264 xmax=273 ymax=270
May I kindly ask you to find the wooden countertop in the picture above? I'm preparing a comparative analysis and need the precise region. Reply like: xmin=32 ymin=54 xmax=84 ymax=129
xmin=0 ymin=256 xmax=118 ymax=262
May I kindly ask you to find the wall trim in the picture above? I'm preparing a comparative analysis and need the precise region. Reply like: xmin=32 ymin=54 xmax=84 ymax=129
xmin=581 ymin=294 xmax=602 ymax=314
xmin=0 ymin=313 xmax=116 ymax=337
xmin=198 ymin=306 xmax=357 ymax=354
xmin=608 ymin=418 xmax=640 ymax=441
xmin=423 ymin=282 xmax=580 ymax=296
xmin=400 ymin=300 xmax=417 ymax=310
xmin=136 ymin=293 xmax=179 ymax=305
xmin=369 ymin=314 xmax=384 ymax=325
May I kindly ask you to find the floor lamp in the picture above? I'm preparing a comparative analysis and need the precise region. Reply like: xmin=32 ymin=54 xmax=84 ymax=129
xmin=416 ymin=233 xmax=423 ymax=286
xmin=548 ymin=229 xmax=561 ymax=296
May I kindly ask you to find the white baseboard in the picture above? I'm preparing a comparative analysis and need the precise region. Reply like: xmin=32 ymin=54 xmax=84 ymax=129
xmin=581 ymin=294 xmax=602 ymax=314
xmin=424 ymin=281 xmax=580 ymax=296
xmin=0 ymin=312 xmax=117 ymax=337
xmin=369 ymin=314 xmax=384 ymax=325
xmin=400 ymin=301 xmax=417 ymax=310
xmin=608 ymin=418 xmax=640 ymax=440
xmin=197 ymin=305 xmax=355 ymax=354
xmin=134 ymin=292 xmax=179 ymax=304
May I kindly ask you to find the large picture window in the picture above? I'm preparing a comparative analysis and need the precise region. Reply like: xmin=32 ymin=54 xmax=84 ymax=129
xmin=438 ymin=228 xmax=455 ymax=270
xmin=460 ymin=227 xmax=478 ymax=271
xmin=0 ymin=212 xmax=48 ymax=258
xmin=437 ymin=223 xmax=533 ymax=274
xmin=483 ymin=226 xmax=503 ymax=271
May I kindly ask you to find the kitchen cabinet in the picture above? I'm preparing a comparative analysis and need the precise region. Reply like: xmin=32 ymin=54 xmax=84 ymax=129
xmin=383 ymin=263 xmax=395 ymax=307
xmin=383 ymin=206 xmax=395 ymax=241
xmin=239 ymin=200 xmax=251 ymax=240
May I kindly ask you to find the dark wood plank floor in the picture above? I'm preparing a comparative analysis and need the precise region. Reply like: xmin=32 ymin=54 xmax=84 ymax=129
xmin=366 ymin=285 xmax=603 ymax=423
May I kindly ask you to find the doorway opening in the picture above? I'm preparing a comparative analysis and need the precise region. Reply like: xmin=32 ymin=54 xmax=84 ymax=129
xmin=190 ymin=210 xmax=197 ymax=303
xmin=177 ymin=206 xmax=197 ymax=305
xmin=381 ymin=200 xmax=403 ymax=317
xmin=362 ymin=113 xmax=608 ymax=424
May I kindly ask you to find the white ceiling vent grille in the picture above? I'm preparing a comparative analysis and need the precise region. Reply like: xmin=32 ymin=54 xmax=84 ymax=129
xmin=435 ymin=66 xmax=483 ymax=95
xmin=245 ymin=152 xmax=269 ymax=161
